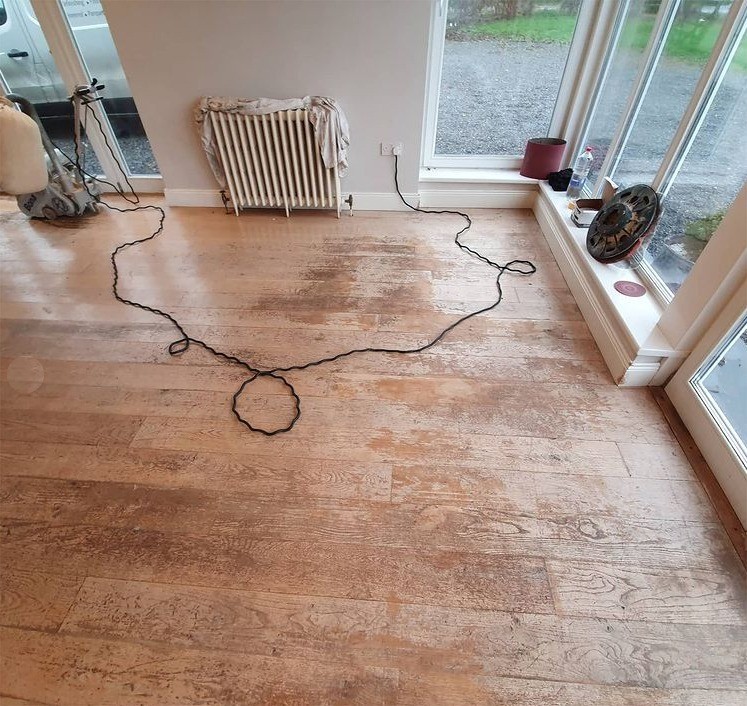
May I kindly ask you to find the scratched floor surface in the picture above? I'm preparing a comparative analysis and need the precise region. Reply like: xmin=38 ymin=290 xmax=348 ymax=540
xmin=1 ymin=200 xmax=745 ymax=705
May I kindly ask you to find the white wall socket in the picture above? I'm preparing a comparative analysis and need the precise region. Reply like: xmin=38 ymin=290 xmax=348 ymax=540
xmin=380 ymin=142 xmax=404 ymax=156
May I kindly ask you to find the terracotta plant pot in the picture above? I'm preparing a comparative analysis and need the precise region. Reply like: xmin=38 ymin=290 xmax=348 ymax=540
xmin=520 ymin=138 xmax=567 ymax=179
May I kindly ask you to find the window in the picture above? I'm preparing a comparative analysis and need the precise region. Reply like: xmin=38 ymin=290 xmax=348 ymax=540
xmin=645 ymin=32 xmax=747 ymax=291
xmin=579 ymin=0 xmax=664 ymax=189
xmin=422 ymin=0 xmax=746 ymax=298
xmin=576 ymin=0 xmax=746 ymax=297
xmin=610 ymin=0 xmax=734 ymax=188
xmin=0 ymin=2 xmax=7 ymax=27
xmin=425 ymin=0 xmax=585 ymax=164
xmin=0 ymin=0 xmax=161 ymax=187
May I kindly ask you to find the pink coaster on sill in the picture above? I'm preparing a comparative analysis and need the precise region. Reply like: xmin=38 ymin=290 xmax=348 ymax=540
xmin=614 ymin=280 xmax=647 ymax=297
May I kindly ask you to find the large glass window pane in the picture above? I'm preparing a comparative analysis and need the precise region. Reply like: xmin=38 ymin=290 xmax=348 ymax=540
xmin=611 ymin=0 xmax=733 ymax=186
xmin=435 ymin=0 xmax=582 ymax=156
xmin=580 ymin=0 xmax=663 ymax=188
xmin=644 ymin=32 xmax=747 ymax=292
xmin=60 ymin=0 xmax=159 ymax=175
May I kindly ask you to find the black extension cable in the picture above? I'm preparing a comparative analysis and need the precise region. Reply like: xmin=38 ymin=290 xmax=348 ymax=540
xmin=66 ymin=105 xmax=536 ymax=435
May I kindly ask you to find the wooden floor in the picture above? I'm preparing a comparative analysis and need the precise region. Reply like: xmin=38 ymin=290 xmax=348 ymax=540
xmin=1 ymin=199 xmax=745 ymax=705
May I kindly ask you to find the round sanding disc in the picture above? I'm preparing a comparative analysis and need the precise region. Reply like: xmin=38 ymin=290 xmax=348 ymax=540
xmin=614 ymin=280 xmax=647 ymax=297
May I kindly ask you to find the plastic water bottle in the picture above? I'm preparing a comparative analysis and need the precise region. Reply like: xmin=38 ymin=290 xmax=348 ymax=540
xmin=567 ymin=147 xmax=594 ymax=199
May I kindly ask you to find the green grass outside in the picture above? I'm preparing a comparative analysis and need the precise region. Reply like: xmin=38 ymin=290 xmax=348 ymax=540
xmin=463 ymin=12 xmax=576 ymax=44
xmin=464 ymin=12 xmax=747 ymax=71
xmin=463 ymin=12 xmax=577 ymax=43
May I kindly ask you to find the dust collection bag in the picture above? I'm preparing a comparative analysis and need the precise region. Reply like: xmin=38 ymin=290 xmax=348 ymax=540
xmin=0 ymin=97 xmax=48 ymax=195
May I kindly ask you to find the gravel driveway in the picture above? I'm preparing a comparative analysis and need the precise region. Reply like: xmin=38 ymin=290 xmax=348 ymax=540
xmin=436 ymin=39 xmax=569 ymax=156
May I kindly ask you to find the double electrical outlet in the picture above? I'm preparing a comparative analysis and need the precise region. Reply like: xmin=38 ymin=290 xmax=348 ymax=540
xmin=380 ymin=142 xmax=404 ymax=156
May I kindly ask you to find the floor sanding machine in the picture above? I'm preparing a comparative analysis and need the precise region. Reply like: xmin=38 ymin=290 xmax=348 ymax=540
xmin=1 ymin=85 xmax=100 ymax=218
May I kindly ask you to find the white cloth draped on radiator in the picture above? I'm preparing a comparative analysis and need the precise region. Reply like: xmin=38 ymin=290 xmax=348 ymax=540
xmin=195 ymin=96 xmax=349 ymax=190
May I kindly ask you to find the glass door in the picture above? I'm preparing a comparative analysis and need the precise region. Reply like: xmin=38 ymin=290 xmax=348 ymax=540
xmin=0 ymin=0 xmax=101 ymax=170
xmin=0 ymin=0 xmax=160 ymax=187
xmin=58 ymin=0 xmax=158 ymax=175
xmin=666 ymin=280 xmax=747 ymax=528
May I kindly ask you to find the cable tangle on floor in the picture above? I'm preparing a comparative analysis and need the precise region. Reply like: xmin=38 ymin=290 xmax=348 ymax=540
xmin=67 ymin=104 xmax=536 ymax=435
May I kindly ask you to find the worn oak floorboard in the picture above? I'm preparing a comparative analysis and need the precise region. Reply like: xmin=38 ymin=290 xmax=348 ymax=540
xmin=5 ymin=278 xmax=568 ymax=307
xmin=0 ymin=409 xmax=144 ymax=446
xmin=1 ymin=370 xmax=658 ymax=418
xmin=547 ymin=559 xmax=746 ymax=625
xmin=1 ymin=314 xmax=593 ymax=344
xmin=0 ymin=484 xmax=737 ymax=572
xmin=0 ymin=571 xmax=83 ymax=632
xmin=399 ymin=675 xmax=747 ymax=706
xmin=1 ymin=202 xmax=745 ymax=704
xmin=5 ymin=469 xmax=713 ymax=528
xmin=1 ymin=385 xmax=672 ymax=444
xmin=129 ymin=412 xmax=677 ymax=458
xmin=0 ymin=294 xmax=585 ymax=324
xmin=0 ymin=521 xmax=554 ymax=613
xmin=0 ymin=435 xmax=631 ymax=480
xmin=2 ymin=321 xmax=603 ymax=371
xmin=58 ymin=577 xmax=746 ymax=689
xmin=0 ymin=627 xmax=399 ymax=706
xmin=0 ymin=351 xmax=616 ymax=388
xmin=5 ymin=378 xmax=659 ymax=438
xmin=0 ymin=441 xmax=393 ymax=501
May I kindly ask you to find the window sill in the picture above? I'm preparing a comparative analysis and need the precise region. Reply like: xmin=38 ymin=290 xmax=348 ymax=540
xmin=416 ymin=168 xmax=677 ymax=384
xmin=420 ymin=167 xmax=540 ymax=185
xmin=418 ymin=167 xmax=538 ymax=209
xmin=534 ymin=181 xmax=677 ymax=386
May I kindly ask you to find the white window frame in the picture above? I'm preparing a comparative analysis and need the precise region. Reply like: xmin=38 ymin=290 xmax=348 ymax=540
xmin=651 ymin=2 xmax=747 ymax=192
xmin=421 ymin=0 xmax=599 ymax=170
xmin=633 ymin=1 xmax=745 ymax=306
xmin=587 ymin=0 xmax=683 ymax=196
xmin=642 ymin=2 xmax=746 ymax=305
xmin=666 ymin=282 xmax=747 ymax=528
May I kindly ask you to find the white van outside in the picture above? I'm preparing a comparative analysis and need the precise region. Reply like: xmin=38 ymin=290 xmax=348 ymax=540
xmin=0 ymin=0 xmax=131 ymax=119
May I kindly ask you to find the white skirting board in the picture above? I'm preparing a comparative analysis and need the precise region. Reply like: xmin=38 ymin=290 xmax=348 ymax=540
xmin=164 ymin=188 xmax=533 ymax=211
xmin=418 ymin=168 xmax=538 ymax=210
xmin=419 ymin=188 xmax=536 ymax=209
xmin=164 ymin=189 xmax=419 ymax=211
xmin=164 ymin=189 xmax=226 ymax=208
xmin=350 ymin=192 xmax=421 ymax=211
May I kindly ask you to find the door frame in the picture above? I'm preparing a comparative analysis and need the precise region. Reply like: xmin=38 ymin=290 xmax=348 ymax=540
xmin=666 ymin=278 xmax=747 ymax=529
xmin=26 ymin=0 xmax=162 ymax=192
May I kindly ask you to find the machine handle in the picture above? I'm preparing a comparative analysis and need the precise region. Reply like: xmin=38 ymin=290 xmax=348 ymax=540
xmin=8 ymin=50 xmax=29 ymax=58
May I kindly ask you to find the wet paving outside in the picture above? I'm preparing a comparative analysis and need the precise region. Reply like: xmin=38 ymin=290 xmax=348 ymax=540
xmin=42 ymin=116 xmax=159 ymax=178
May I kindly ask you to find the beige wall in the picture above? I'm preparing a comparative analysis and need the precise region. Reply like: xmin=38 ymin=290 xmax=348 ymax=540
xmin=103 ymin=0 xmax=432 ymax=196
